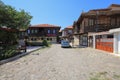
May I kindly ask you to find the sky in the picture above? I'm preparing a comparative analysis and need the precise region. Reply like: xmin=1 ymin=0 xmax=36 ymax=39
xmin=2 ymin=0 xmax=120 ymax=29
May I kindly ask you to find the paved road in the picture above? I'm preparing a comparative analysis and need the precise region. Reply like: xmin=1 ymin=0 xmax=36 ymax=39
xmin=0 ymin=44 xmax=120 ymax=80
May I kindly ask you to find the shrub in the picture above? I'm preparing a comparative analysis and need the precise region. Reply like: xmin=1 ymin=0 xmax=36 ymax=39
xmin=42 ymin=40 xmax=49 ymax=47
xmin=0 ymin=45 xmax=18 ymax=60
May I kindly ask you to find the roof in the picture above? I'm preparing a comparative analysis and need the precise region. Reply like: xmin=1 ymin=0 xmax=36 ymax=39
xmin=64 ymin=25 xmax=73 ymax=30
xmin=59 ymin=30 xmax=62 ymax=32
xmin=77 ymin=4 xmax=120 ymax=23
xmin=109 ymin=4 xmax=120 ymax=8
xmin=90 ymin=8 xmax=110 ymax=12
xmin=30 ymin=24 xmax=61 ymax=28
xmin=90 ymin=4 xmax=120 ymax=12
xmin=66 ymin=25 xmax=73 ymax=29
xmin=0 ymin=27 xmax=17 ymax=32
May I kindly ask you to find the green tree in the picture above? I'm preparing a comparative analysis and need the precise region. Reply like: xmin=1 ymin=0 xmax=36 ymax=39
xmin=42 ymin=40 xmax=49 ymax=47
xmin=0 ymin=0 xmax=32 ymax=60
xmin=0 ymin=0 xmax=32 ymax=29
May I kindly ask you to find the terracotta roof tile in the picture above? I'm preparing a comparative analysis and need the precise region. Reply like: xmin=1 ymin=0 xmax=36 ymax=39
xmin=66 ymin=25 xmax=73 ymax=29
xmin=30 ymin=24 xmax=60 ymax=28
xmin=59 ymin=30 xmax=62 ymax=32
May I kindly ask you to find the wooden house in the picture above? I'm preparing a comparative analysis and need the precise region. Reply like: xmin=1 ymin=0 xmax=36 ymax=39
xmin=73 ymin=4 xmax=120 ymax=52
xmin=27 ymin=24 xmax=61 ymax=43
xmin=61 ymin=25 xmax=73 ymax=42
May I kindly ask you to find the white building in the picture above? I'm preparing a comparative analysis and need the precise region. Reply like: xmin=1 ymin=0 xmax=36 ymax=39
xmin=109 ymin=28 xmax=120 ymax=54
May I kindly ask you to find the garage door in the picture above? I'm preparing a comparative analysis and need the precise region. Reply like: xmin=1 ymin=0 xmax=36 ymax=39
xmin=96 ymin=38 xmax=113 ymax=53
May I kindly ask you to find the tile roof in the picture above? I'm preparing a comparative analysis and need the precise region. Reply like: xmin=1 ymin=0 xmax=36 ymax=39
xmin=30 ymin=24 xmax=60 ymax=28
xmin=77 ymin=4 xmax=120 ymax=22
xmin=90 ymin=8 xmax=110 ymax=12
xmin=0 ymin=27 xmax=17 ymax=32
xmin=59 ymin=30 xmax=62 ymax=32
xmin=66 ymin=25 xmax=73 ymax=29
xmin=90 ymin=4 xmax=120 ymax=12
xmin=109 ymin=4 xmax=120 ymax=7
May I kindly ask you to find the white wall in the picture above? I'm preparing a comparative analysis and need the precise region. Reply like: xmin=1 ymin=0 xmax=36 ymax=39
xmin=113 ymin=33 xmax=118 ymax=54
xmin=113 ymin=32 xmax=120 ymax=54
xmin=109 ymin=28 xmax=120 ymax=54
xmin=73 ymin=35 xmax=79 ymax=46
xmin=118 ymin=33 xmax=120 ymax=54
xmin=62 ymin=31 xmax=65 ymax=36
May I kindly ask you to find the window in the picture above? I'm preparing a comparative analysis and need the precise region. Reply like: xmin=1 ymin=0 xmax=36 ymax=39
xmin=41 ymin=38 xmax=44 ymax=40
xmin=53 ymin=30 xmax=56 ymax=34
xmin=111 ymin=18 xmax=116 ymax=25
xmin=50 ymin=38 xmax=52 ymax=41
xmin=31 ymin=38 xmax=37 ymax=41
xmin=107 ymin=35 xmax=113 ymax=38
xmin=47 ymin=38 xmax=49 ymax=40
xmin=48 ymin=29 xmax=50 ymax=34
xmin=68 ymin=30 xmax=72 ymax=34
xmin=34 ymin=38 xmax=37 ymax=41
xmin=89 ymin=19 xmax=94 ymax=26
xmin=117 ymin=18 xmax=120 ymax=26
xmin=35 ymin=29 xmax=38 ymax=33
xmin=31 ymin=38 xmax=33 ymax=41
xmin=28 ymin=29 xmax=30 ymax=34
xmin=31 ymin=30 xmax=34 ymax=34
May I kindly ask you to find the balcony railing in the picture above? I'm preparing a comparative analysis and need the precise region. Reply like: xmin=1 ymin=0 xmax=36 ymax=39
xmin=83 ymin=24 xmax=120 ymax=33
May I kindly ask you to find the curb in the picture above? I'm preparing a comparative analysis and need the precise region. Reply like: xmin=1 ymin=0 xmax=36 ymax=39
xmin=0 ymin=47 xmax=43 ymax=65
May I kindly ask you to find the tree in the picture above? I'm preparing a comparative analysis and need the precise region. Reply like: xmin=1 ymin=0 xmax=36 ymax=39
xmin=0 ymin=0 xmax=33 ymax=60
xmin=0 ymin=0 xmax=7 ymax=26
xmin=15 ymin=9 xmax=32 ymax=29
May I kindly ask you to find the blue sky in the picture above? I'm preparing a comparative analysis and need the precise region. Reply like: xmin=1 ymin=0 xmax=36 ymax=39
xmin=2 ymin=0 xmax=120 ymax=29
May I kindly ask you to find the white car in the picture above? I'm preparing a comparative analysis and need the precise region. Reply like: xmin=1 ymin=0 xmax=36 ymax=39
xmin=61 ymin=40 xmax=71 ymax=48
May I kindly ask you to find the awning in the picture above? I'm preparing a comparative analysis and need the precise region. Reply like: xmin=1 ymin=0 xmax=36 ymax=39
xmin=109 ymin=28 xmax=120 ymax=33
xmin=88 ymin=31 xmax=112 ymax=36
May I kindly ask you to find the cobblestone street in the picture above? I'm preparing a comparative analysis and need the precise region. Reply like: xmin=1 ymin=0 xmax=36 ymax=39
xmin=0 ymin=44 xmax=120 ymax=80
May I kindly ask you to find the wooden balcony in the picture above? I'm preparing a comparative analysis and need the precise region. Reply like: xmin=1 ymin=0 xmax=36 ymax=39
xmin=28 ymin=32 xmax=46 ymax=37
xmin=83 ymin=24 xmax=120 ymax=33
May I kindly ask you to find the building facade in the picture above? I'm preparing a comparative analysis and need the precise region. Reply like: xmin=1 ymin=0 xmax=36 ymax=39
xmin=109 ymin=28 xmax=120 ymax=54
xmin=73 ymin=4 xmax=120 ymax=47
xmin=73 ymin=21 xmax=80 ymax=47
xmin=61 ymin=25 xmax=73 ymax=42
xmin=27 ymin=24 xmax=61 ymax=43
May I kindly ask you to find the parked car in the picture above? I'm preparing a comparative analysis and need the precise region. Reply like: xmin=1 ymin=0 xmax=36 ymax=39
xmin=61 ymin=40 xmax=71 ymax=48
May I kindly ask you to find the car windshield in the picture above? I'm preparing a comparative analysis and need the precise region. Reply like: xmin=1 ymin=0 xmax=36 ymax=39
xmin=62 ymin=41 xmax=69 ymax=44
xmin=64 ymin=41 xmax=68 ymax=43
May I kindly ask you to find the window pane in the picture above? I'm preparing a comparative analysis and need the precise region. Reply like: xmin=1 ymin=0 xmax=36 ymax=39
xmin=28 ymin=30 xmax=30 ymax=34
xmin=48 ymin=30 xmax=50 ymax=33
xmin=53 ymin=30 xmax=56 ymax=34
xmin=35 ymin=29 xmax=38 ymax=33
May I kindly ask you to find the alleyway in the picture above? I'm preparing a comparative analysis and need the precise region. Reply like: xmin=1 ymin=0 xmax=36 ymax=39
xmin=0 ymin=44 xmax=120 ymax=80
